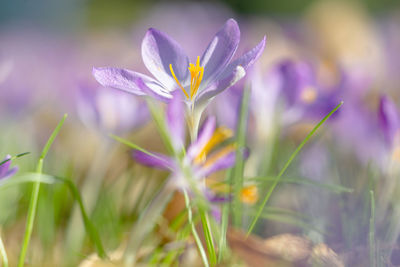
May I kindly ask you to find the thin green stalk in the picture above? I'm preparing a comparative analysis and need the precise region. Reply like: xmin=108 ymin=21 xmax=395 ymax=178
xmin=0 ymin=236 xmax=8 ymax=267
xmin=123 ymin=181 xmax=173 ymax=266
xmin=183 ymin=190 xmax=209 ymax=267
xmin=146 ymin=98 xmax=174 ymax=155
xmin=233 ymin=87 xmax=250 ymax=227
xmin=65 ymin=140 xmax=111 ymax=262
xmin=199 ymin=211 xmax=217 ymax=266
xmin=0 ymin=152 xmax=30 ymax=167
xmin=186 ymin=101 xmax=215 ymax=265
xmin=370 ymin=190 xmax=376 ymax=267
xmin=18 ymin=114 xmax=67 ymax=267
xmin=218 ymin=169 xmax=232 ymax=263
xmin=247 ymin=176 xmax=353 ymax=193
xmin=110 ymin=134 xmax=160 ymax=158
xmin=247 ymin=102 xmax=343 ymax=235
xmin=0 ymin=172 xmax=106 ymax=258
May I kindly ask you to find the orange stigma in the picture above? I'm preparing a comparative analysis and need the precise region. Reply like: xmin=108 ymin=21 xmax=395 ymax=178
xmin=240 ymin=185 xmax=259 ymax=205
xmin=170 ymin=56 xmax=204 ymax=101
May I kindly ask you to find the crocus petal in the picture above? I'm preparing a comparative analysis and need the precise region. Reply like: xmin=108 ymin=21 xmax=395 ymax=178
xmin=1 ymin=166 xmax=18 ymax=180
xmin=133 ymin=150 xmax=174 ymax=170
xmin=0 ymin=155 xmax=17 ymax=180
xmin=92 ymin=67 xmax=171 ymax=101
xmin=200 ymin=19 xmax=240 ymax=83
xmin=196 ymin=37 xmax=265 ymax=104
xmin=135 ymin=77 xmax=172 ymax=102
xmin=200 ymin=151 xmax=236 ymax=177
xmin=187 ymin=117 xmax=216 ymax=160
xmin=221 ymin=36 xmax=266 ymax=76
xmin=205 ymin=191 xmax=231 ymax=203
xmin=378 ymin=95 xmax=400 ymax=146
xmin=278 ymin=60 xmax=316 ymax=107
xmin=167 ymin=91 xmax=185 ymax=150
xmin=142 ymin=28 xmax=189 ymax=90
xmin=196 ymin=65 xmax=245 ymax=104
xmin=0 ymin=155 xmax=12 ymax=178
xmin=199 ymin=148 xmax=249 ymax=177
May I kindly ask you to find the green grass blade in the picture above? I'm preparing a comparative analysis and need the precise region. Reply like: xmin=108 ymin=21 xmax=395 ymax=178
xmin=369 ymin=190 xmax=376 ymax=267
xmin=183 ymin=190 xmax=209 ymax=267
xmin=247 ymin=101 xmax=343 ymax=235
xmin=124 ymin=181 xmax=173 ymax=266
xmin=60 ymin=177 xmax=107 ymax=258
xmin=18 ymin=113 xmax=67 ymax=267
xmin=0 ymin=173 xmax=56 ymax=188
xmin=0 ymin=172 xmax=107 ymax=258
xmin=169 ymin=209 xmax=188 ymax=232
xmin=257 ymin=207 xmax=325 ymax=234
xmin=0 ymin=236 xmax=8 ymax=267
xmin=199 ymin=210 xmax=217 ymax=266
xmin=232 ymin=87 xmax=251 ymax=227
xmin=247 ymin=176 xmax=353 ymax=193
xmin=218 ymin=168 xmax=232 ymax=263
xmin=146 ymin=98 xmax=175 ymax=155
xmin=110 ymin=134 xmax=164 ymax=160
xmin=0 ymin=152 xmax=30 ymax=167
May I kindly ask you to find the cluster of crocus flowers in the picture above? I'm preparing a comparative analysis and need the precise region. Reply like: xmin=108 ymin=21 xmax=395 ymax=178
xmin=0 ymin=155 xmax=18 ymax=180
xmin=92 ymin=19 xmax=265 ymax=110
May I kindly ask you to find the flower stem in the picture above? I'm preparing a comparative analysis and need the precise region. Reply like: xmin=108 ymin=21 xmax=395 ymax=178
xmin=0 ymin=235 xmax=8 ymax=267
xmin=232 ymin=87 xmax=250 ymax=227
xmin=199 ymin=210 xmax=217 ymax=266
xmin=64 ymin=139 xmax=111 ymax=263
xmin=18 ymin=114 xmax=67 ymax=267
xmin=123 ymin=180 xmax=173 ymax=266
xmin=183 ymin=190 xmax=209 ymax=267
xmin=369 ymin=190 xmax=376 ymax=267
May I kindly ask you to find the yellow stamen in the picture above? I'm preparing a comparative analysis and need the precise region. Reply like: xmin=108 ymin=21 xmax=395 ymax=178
xmin=300 ymin=87 xmax=317 ymax=104
xmin=195 ymin=127 xmax=234 ymax=164
xmin=189 ymin=56 xmax=204 ymax=100
xmin=170 ymin=56 xmax=204 ymax=100
xmin=169 ymin=64 xmax=189 ymax=99
xmin=240 ymin=185 xmax=259 ymax=205
xmin=202 ymin=144 xmax=236 ymax=168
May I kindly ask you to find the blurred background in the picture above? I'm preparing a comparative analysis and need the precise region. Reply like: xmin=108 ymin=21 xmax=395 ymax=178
xmin=1 ymin=0 xmax=400 ymax=266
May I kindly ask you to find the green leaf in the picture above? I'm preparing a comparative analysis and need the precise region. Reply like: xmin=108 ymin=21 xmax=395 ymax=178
xmin=1 ymin=173 xmax=107 ymax=258
xmin=247 ymin=176 xmax=353 ymax=193
xmin=247 ymin=101 xmax=343 ymax=235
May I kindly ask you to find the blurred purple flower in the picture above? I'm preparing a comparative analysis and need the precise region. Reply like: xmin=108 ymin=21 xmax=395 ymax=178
xmin=276 ymin=59 xmax=342 ymax=124
xmin=0 ymin=155 xmax=18 ymax=180
xmin=378 ymin=95 xmax=400 ymax=147
xmin=93 ymin=19 xmax=266 ymax=107
xmin=76 ymin=83 xmax=149 ymax=134
xmin=132 ymin=92 xmax=245 ymax=200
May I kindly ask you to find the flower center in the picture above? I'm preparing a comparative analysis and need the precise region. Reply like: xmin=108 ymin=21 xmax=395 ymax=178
xmin=392 ymin=146 xmax=400 ymax=163
xmin=170 ymin=56 xmax=204 ymax=101
xmin=300 ymin=87 xmax=317 ymax=104
xmin=240 ymin=185 xmax=259 ymax=205
xmin=195 ymin=126 xmax=233 ymax=164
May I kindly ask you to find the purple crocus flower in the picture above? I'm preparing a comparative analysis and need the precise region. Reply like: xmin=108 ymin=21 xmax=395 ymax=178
xmin=276 ymin=59 xmax=342 ymax=125
xmin=76 ymin=83 xmax=149 ymax=134
xmin=378 ymin=95 xmax=400 ymax=148
xmin=132 ymin=92 xmax=244 ymax=198
xmin=0 ymin=155 xmax=18 ymax=180
xmin=92 ymin=19 xmax=266 ymax=108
